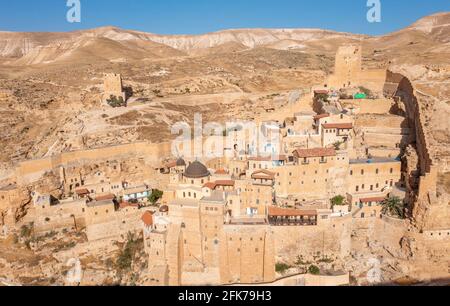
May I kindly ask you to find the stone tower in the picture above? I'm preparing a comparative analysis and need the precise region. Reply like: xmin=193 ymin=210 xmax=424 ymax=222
xmin=103 ymin=73 xmax=126 ymax=101
xmin=328 ymin=45 xmax=362 ymax=89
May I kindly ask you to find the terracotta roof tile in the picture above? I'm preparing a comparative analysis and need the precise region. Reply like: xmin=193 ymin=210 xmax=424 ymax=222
xmin=203 ymin=182 xmax=217 ymax=189
xmin=75 ymin=188 xmax=90 ymax=195
xmin=215 ymin=180 xmax=235 ymax=187
xmin=119 ymin=202 xmax=139 ymax=209
xmin=314 ymin=113 xmax=330 ymax=120
xmin=322 ymin=123 xmax=353 ymax=129
xmin=141 ymin=211 xmax=154 ymax=227
xmin=360 ymin=196 xmax=386 ymax=203
xmin=165 ymin=161 xmax=177 ymax=168
xmin=293 ymin=148 xmax=336 ymax=158
xmin=94 ymin=193 xmax=116 ymax=201
xmin=215 ymin=169 xmax=229 ymax=175
xmin=314 ymin=90 xmax=329 ymax=95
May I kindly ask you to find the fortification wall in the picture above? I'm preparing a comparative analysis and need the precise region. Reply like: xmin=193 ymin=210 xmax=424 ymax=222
xmin=341 ymin=98 xmax=394 ymax=114
xmin=15 ymin=142 xmax=173 ymax=184
xmin=358 ymin=69 xmax=388 ymax=93
xmin=219 ymin=225 xmax=276 ymax=285
xmin=386 ymin=70 xmax=442 ymax=230
xmin=363 ymin=132 xmax=408 ymax=148
xmin=271 ymin=216 xmax=352 ymax=263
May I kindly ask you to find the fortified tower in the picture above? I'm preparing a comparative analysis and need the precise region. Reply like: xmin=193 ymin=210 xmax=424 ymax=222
xmin=332 ymin=45 xmax=362 ymax=88
xmin=103 ymin=73 xmax=126 ymax=101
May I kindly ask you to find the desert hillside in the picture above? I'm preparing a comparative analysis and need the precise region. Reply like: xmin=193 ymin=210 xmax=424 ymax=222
xmin=0 ymin=12 xmax=448 ymax=172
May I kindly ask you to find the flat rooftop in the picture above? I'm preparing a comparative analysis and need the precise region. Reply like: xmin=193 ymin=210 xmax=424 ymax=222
xmin=169 ymin=198 xmax=199 ymax=207
xmin=87 ymin=199 xmax=115 ymax=208
xmin=349 ymin=157 xmax=401 ymax=165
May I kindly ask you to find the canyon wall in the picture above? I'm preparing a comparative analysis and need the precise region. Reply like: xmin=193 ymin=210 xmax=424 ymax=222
xmin=385 ymin=70 xmax=446 ymax=231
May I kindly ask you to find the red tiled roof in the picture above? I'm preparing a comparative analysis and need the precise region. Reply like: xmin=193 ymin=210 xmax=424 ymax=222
xmin=119 ymin=202 xmax=139 ymax=209
xmin=75 ymin=188 xmax=90 ymax=195
xmin=268 ymin=206 xmax=317 ymax=217
xmin=252 ymin=170 xmax=276 ymax=180
xmin=314 ymin=113 xmax=330 ymax=120
xmin=141 ymin=211 xmax=154 ymax=227
xmin=215 ymin=169 xmax=229 ymax=175
xmin=314 ymin=90 xmax=329 ymax=95
xmin=293 ymin=148 xmax=336 ymax=158
xmin=204 ymin=180 xmax=235 ymax=189
xmin=215 ymin=180 xmax=235 ymax=187
xmin=94 ymin=193 xmax=116 ymax=201
xmin=322 ymin=123 xmax=353 ymax=129
xmin=165 ymin=161 xmax=177 ymax=168
xmin=203 ymin=182 xmax=217 ymax=189
xmin=360 ymin=197 xmax=386 ymax=203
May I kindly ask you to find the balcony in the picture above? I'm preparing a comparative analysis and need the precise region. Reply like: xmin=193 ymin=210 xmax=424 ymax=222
xmin=268 ymin=216 xmax=317 ymax=226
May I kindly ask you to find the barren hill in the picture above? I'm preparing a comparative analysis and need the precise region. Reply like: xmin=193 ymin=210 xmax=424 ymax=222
xmin=0 ymin=12 xmax=448 ymax=170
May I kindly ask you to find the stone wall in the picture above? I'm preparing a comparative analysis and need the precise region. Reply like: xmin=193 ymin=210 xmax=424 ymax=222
xmin=341 ymin=98 xmax=394 ymax=114
xmin=15 ymin=142 xmax=173 ymax=184
xmin=219 ymin=225 xmax=275 ymax=284
xmin=386 ymin=70 xmax=442 ymax=230
xmin=271 ymin=215 xmax=352 ymax=263
xmin=103 ymin=73 xmax=125 ymax=101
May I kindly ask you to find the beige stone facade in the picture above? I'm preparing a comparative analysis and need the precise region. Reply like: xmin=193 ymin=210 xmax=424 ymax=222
xmin=103 ymin=73 xmax=125 ymax=101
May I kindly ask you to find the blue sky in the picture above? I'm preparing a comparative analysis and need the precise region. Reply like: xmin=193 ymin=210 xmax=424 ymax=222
xmin=0 ymin=0 xmax=448 ymax=35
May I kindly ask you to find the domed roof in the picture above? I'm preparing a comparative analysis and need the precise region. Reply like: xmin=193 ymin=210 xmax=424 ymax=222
xmin=176 ymin=158 xmax=186 ymax=167
xmin=184 ymin=161 xmax=210 ymax=178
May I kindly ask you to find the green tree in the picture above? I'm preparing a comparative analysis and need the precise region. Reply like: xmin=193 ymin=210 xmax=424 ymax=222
xmin=331 ymin=195 xmax=346 ymax=207
xmin=148 ymin=189 xmax=164 ymax=206
xmin=275 ymin=262 xmax=291 ymax=274
xmin=308 ymin=265 xmax=320 ymax=275
xmin=381 ymin=196 xmax=404 ymax=218
xmin=106 ymin=95 xmax=126 ymax=108
xmin=20 ymin=223 xmax=33 ymax=238
xmin=116 ymin=232 xmax=141 ymax=271
xmin=358 ymin=86 xmax=373 ymax=98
